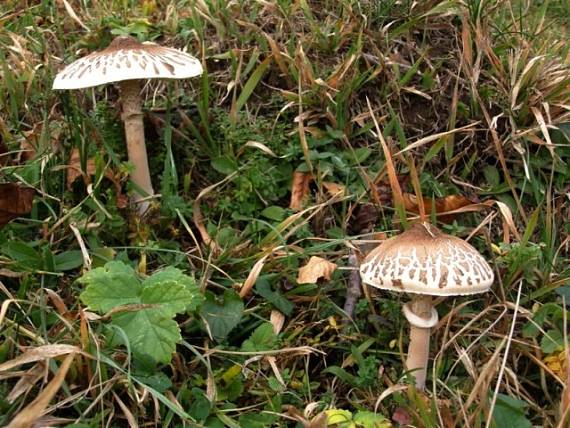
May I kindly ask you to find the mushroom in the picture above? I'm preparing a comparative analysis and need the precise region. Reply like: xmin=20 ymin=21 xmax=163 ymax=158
xmin=53 ymin=36 xmax=203 ymax=214
xmin=359 ymin=222 xmax=494 ymax=390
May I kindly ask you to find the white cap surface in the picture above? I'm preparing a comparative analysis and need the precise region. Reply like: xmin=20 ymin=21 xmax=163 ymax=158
xmin=53 ymin=36 xmax=203 ymax=90
xmin=360 ymin=223 xmax=494 ymax=296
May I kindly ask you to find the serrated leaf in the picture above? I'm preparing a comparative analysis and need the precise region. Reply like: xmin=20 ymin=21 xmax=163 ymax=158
xmin=241 ymin=323 xmax=278 ymax=352
xmin=78 ymin=261 xmax=203 ymax=364
xmin=142 ymin=267 xmax=202 ymax=313
xmin=200 ymin=290 xmax=244 ymax=342
xmin=112 ymin=311 xmax=181 ymax=363
xmin=79 ymin=262 xmax=141 ymax=312
xmin=140 ymin=282 xmax=196 ymax=316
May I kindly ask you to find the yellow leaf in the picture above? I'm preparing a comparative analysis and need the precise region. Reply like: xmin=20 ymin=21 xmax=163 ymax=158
xmin=297 ymin=256 xmax=337 ymax=284
xmin=323 ymin=181 xmax=345 ymax=197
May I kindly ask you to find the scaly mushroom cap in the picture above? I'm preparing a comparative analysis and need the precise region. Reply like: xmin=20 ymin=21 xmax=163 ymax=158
xmin=360 ymin=223 xmax=494 ymax=296
xmin=53 ymin=36 xmax=203 ymax=90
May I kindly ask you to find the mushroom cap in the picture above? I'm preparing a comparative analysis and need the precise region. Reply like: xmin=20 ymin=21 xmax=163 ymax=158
xmin=360 ymin=223 xmax=494 ymax=296
xmin=53 ymin=36 xmax=203 ymax=90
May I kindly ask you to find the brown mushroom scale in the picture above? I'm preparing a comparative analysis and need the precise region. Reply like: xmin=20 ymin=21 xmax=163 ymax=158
xmin=360 ymin=222 xmax=494 ymax=389
xmin=53 ymin=36 xmax=203 ymax=214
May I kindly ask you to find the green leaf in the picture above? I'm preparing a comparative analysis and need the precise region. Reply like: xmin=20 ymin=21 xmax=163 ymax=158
xmin=261 ymin=206 xmax=286 ymax=221
xmin=0 ymin=241 xmax=42 ymax=270
xmin=322 ymin=366 xmax=358 ymax=386
xmin=326 ymin=409 xmax=354 ymax=425
xmin=540 ymin=329 xmax=564 ymax=353
xmin=200 ymin=290 xmax=244 ymax=342
xmin=255 ymin=278 xmax=294 ymax=316
xmin=211 ymin=156 xmax=238 ymax=175
xmin=79 ymin=261 xmax=202 ymax=363
xmin=142 ymin=267 xmax=203 ymax=312
xmin=492 ymin=394 xmax=532 ymax=428
xmin=112 ymin=311 xmax=181 ymax=363
xmin=54 ymin=250 xmax=84 ymax=271
xmin=484 ymin=165 xmax=500 ymax=187
xmin=241 ymin=323 xmax=278 ymax=352
xmin=233 ymin=56 xmax=272 ymax=121
xmin=238 ymin=413 xmax=277 ymax=428
xmin=353 ymin=411 xmax=391 ymax=428
xmin=140 ymin=282 xmax=196 ymax=316
xmin=79 ymin=262 xmax=141 ymax=313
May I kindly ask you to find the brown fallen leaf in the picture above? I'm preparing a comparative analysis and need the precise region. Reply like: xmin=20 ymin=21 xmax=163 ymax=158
xmin=402 ymin=193 xmax=478 ymax=223
xmin=270 ymin=309 xmax=285 ymax=334
xmin=66 ymin=149 xmax=127 ymax=208
xmin=290 ymin=171 xmax=312 ymax=211
xmin=7 ymin=353 xmax=75 ymax=428
xmin=0 ymin=183 xmax=34 ymax=229
xmin=322 ymin=181 xmax=345 ymax=197
xmin=392 ymin=406 xmax=412 ymax=425
xmin=297 ymin=256 xmax=337 ymax=284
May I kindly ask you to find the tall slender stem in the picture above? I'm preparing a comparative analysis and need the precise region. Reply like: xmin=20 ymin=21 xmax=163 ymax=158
xmin=403 ymin=295 xmax=437 ymax=390
xmin=120 ymin=79 xmax=153 ymax=215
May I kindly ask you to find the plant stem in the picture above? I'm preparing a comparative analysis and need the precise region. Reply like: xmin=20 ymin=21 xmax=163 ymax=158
xmin=404 ymin=295 xmax=436 ymax=390
xmin=120 ymin=79 xmax=153 ymax=215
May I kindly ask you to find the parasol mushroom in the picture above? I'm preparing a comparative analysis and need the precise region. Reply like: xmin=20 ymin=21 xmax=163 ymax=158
xmin=53 ymin=35 xmax=203 ymax=214
xmin=359 ymin=222 xmax=494 ymax=389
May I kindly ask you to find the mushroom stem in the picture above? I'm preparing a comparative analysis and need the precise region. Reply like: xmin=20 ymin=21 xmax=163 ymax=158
xmin=403 ymin=295 xmax=438 ymax=390
xmin=119 ymin=79 xmax=153 ymax=215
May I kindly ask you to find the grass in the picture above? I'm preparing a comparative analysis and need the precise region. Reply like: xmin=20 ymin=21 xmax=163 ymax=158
xmin=0 ymin=0 xmax=569 ymax=426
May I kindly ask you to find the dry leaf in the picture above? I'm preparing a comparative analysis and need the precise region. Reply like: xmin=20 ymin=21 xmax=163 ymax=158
xmin=297 ymin=256 xmax=337 ymax=284
xmin=0 ymin=183 xmax=34 ymax=229
xmin=0 ymin=344 xmax=80 ymax=373
xmin=402 ymin=193 xmax=478 ymax=223
xmin=7 ymin=363 xmax=44 ymax=404
xmin=322 ymin=181 xmax=345 ymax=197
xmin=7 ymin=353 xmax=75 ymax=428
xmin=270 ymin=309 xmax=285 ymax=334
xmin=392 ymin=406 xmax=412 ymax=425
xmin=66 ymin=149 xmax=127 ymax=208
xmin=289 ymin=171 xmax=312 ymax=211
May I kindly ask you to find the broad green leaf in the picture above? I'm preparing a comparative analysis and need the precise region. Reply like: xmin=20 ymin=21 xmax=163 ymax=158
xmin=241 ymin=323 xmax=278 ymax=352
xmin=79 ymin=262 xmax=141 ymax=312
xmin=140 ymin=282 xmax=197 ymax=316
xmin=353 ymin=411 xmax=391 ymax=428
xmin=211 ymin=156 xmax=238 ymax=175
xmin=78 ymin=261 xmax=203 ymax=364
xmin=112 ymin=311 xmax=181 ymax=363
xmin=142 ymin=267 xmax=203 ymax=312
xmin=492 ymin=394 xmax=532 ymax=428
xmin=200 ymin=290 xmax=244 ymax=342
xmin=326 ymin=409 xmax=354 ymax=426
